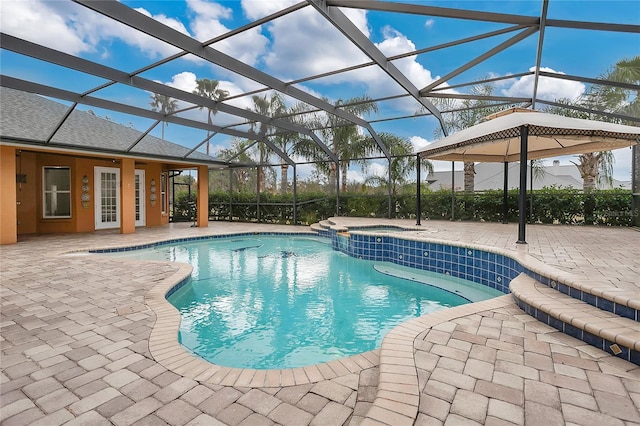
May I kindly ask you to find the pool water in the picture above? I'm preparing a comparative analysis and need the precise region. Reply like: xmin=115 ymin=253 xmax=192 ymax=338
xmin=102 ymin=235 xmax=497 ymax=369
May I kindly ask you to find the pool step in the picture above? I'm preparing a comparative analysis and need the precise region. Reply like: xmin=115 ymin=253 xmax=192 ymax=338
xmin=309 ymin=223 xmax=324 ymax=233
xmin=510 ymin=273 xmax=640 ymax=364
xmin=310 ymin=220 xmax=348 ymax=234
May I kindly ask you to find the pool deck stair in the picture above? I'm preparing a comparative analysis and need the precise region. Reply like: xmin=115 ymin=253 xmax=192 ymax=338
xmin=510 ymin=273 xmax=640 ymax=363
xmin=310 ymin=219 xmax=344 ymax=232
xmin=363 ymin=273 xmax=640 ymax=425
xmin=311 ymin=218 xmax=640 ymax=422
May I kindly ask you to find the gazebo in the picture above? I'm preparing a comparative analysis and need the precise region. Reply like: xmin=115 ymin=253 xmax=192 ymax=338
xmin=417 ymin=108 xmax=640 ymax=243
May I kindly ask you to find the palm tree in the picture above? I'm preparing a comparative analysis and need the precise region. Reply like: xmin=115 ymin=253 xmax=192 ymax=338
xmin=363 ymin=133 xmax=434 ymax=195
xmin=248 ymin=92 xmax=286 ymax=193
xmin=150 ymin=93 xmax=178 ymax=141
xmin=543 ymin=101 xmax=616 ymax=192
xmin=270 ymin=102 xmax=317 ymax=194
xmin=193 ymin=78 xmax=229 ymax=156
xmin=543 ymin=57 xmax=640 ymax=192
xmin=586 ymin=56 xmax=640 ymax=120
xmin=310 ymin=96 xmax=379 ymax=193
xmin=553 ymin=58 xmax=640 ymax=222
xmin=429 ymin=83 xmax=506 ymax=193
xmin=217 ymin=138 xmax=256 ymax=191
xmin=570 ymin=151 xmax=615 ymax=192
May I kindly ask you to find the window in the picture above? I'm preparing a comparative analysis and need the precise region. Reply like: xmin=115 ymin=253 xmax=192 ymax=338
xmin=43 ymin=167 xmax=71 ymax=218
xmin=161 ymin=172 xmax=167 ymax=214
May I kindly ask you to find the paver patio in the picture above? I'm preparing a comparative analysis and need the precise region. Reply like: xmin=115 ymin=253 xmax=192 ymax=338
xmin=1 ymin=220 xmax=639 ymax=425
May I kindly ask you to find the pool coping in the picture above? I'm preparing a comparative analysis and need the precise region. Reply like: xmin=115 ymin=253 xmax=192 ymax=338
xmin=138 ymin=230 xmax=532 ymax=389
xmin=144 ymin=260 xmax=381 ymax=387
xmin=136 ymin=229 xmax=595 ymax=388
xmin=79 ymin=227 xmax=638 ymax=394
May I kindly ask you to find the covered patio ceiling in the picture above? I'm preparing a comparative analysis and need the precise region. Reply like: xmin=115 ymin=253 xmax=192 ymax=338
xmin=1 ymin=0 xmax=639 ymax=168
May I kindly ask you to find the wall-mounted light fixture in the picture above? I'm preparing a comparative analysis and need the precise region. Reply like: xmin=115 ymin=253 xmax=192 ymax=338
xmin=149 ymin=178 xmax=157 ymax=206
xmin=81 ymin=175 xmax=90 ymax=208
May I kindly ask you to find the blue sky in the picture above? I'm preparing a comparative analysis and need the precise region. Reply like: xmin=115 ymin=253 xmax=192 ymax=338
xmin=1 ymin=0 xmax=638 ymax=183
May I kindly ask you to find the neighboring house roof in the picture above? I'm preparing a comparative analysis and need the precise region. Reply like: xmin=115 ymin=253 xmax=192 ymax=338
xmin=0 ymin=87 xmax=225 ymax=166
xmin=426 ymin=162 xmax=631 ymax=191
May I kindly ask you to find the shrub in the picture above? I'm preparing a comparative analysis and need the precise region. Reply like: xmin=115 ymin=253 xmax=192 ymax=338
xmin=203 ymin=187 xmax=632 ymax=226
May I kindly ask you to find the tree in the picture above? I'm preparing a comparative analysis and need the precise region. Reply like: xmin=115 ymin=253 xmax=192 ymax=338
xmin=543 ymin=56 xmax=639 ymax=191
xmin=363 ymin=133 xmax=434 ymax=195
xmin=150 ymin=93 xmax=178 ymax=141
xmin=270 ymin=102 xmax=318 ymax=195
xmin=309 ymin=96 xmax=379 ymax=193
xmin=248 ymin=92 xmax=287 ymax=193
xmin=217 ymin=138 xmax=256 ymax=191
xmin=585 ymin=56 xmax=640 ymax=120
xmin=193 ymin=78 xmax=229 ymax=155
xmin=429 ymin=83 xmax=506 ymax=193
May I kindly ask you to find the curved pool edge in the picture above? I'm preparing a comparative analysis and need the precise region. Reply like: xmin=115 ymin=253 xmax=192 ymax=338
xmin=144 ymin=249 xmax=380 ymax=388
xmin=140 ymin=228 xmax=583 ymax=390
xmin=137 ymin=225 xmax=638 ymax=394
xmin=366 ymin=294 xmax=515 ymax=425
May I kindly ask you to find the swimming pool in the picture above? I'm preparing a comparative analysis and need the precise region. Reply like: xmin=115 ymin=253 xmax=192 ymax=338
xmin=100 ymin=234 xmax=501 ymax=369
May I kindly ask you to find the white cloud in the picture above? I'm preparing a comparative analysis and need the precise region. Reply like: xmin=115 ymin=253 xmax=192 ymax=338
xmin=165 ymin=72 xmax=198 ymax=92
xmin=93 ymin=7 xmax=185 ymax=58
xmin=1 ymin=0 xmax=185 ymax=58
xmin=367 ymin=162 xmax=387 ymax=178
xmin=157 ymin=72 xmax=255 ymax=126
xmin=501 ymin=67 xmax=585 ymax=101
xmin=409 ymin=136 xmax=431 ymax=153
xmin=262 ymin=6 xmax=369 ymax=80
xmin=341 ymin=8 xmax=370 ymax=38
xmin=1 ymin=0 xmax=93 ymax=55
xmin=376 ymin=28 xmax=437 ymax=89
xmin=347 ymin=169 xmax=366 ymax=183
xmin=188 ymin=0 xmax=268 ymax=67
xmin=424 ymin=18 xmax=435 ymax=29
xmin=241 ymin=0 xmax=300 ymax=20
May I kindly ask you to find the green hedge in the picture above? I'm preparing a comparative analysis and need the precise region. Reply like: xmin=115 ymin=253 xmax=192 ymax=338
xmin=171 ymin=188 xmax=634 ymax=226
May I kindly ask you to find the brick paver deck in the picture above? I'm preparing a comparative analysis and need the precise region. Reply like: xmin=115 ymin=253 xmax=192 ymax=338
xmin=1 ymin=219 xmax=639 ymax=425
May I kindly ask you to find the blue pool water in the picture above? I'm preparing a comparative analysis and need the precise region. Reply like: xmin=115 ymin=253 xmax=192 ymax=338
xmin=101 ymin=235 xmax=501 ymax=369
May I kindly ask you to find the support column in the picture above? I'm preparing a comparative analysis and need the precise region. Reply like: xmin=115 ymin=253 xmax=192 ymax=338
xmin=632 ymin=144 xmax=639 ymax=226
xmin=388 ymin=157 xmax=392 ymax=219
xmin=503 ymin=162 xmax=509 ymax=224
xmin=0 ymin=145 xmax=18 ymax=244
xmin=451 ymin=161 xmax=455 ymax=221
xmin=197 ymin=165 xmax=208 ymax=227
xmin=293 ymin=164 xmax=298 ymax=225
xmin=336 ymin=163 xmax=340 ymax=217
xmin=517 ymin=125 xmax=528 ymax=244
xmin=416 ymin=154 xmax=421 ymax=226
xmin=120 ymin=158 xmax=135 ymax=234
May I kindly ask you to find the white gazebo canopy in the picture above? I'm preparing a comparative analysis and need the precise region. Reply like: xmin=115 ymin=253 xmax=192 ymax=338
xmin=419 ymin=108 xmax=640 ymax=163
xmin=417 ymin=108 xmax=640 ymax=244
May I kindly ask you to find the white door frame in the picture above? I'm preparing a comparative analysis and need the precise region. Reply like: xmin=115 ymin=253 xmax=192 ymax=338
xmin=94 ymin=166 xmax=120 ymax=230
xmin=134 ymin=169 xmax=145 ymax=227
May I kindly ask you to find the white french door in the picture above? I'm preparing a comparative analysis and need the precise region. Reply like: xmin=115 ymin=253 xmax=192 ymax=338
xmin=95 ymin=167 xmax=120 ymax=230
xmin=134 ymin=170 xmax=145 ymax=227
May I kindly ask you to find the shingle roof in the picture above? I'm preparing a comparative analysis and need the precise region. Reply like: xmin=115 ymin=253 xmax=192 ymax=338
xmin=0 ymin=87 xmax=224 ymax=165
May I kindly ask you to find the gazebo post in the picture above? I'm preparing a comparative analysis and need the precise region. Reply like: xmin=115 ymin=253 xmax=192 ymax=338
xmin=451 ymin=161 xmax=455 ymax=221
xmin=503 ymin=161 xmax=509 ymax=224
xmin=416 ymin=154 xmax=421 ymax=226
xmin=517 ymin=125 xmax=528 ymax=244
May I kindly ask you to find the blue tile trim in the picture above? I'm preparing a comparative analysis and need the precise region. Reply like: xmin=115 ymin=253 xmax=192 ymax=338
xmin=165 ymin=276 xmax=191 ymax=298
xmin=89 ymin=232 xmax=317 ymax=253
xmin=513 ymin=295 xmax=639 ymax=366
xmin=347 ymin=230 xmax=638 ymax=321
xmin=93 ymin=227 xmax=639 ymax=359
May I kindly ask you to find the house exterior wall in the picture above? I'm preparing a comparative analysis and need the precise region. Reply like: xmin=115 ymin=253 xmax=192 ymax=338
xmin=16 ymin=150 xmax=38 ymax=235
xmin=1 ymin=147 xmax=200 ymax=245
xmin=1 ymin=145 xmax=18 ymax=244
